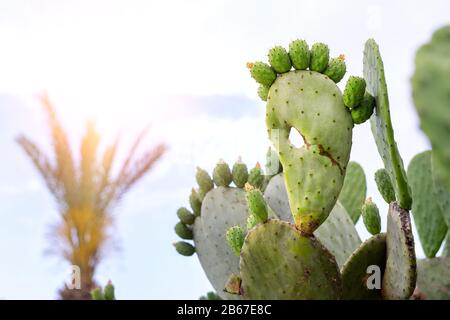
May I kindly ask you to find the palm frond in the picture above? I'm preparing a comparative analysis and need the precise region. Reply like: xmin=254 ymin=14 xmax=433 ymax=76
xmin=96 ymin=136 xmax=119 ymax=210
xmin=80 ymin=120 xmax=100 ymax=206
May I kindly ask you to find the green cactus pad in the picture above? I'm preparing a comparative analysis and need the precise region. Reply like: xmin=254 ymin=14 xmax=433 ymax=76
xmin=193 ymin=187 xmax=248 ymax=300
xmin=363 ymin=39 xmax=412 ymax=210
xmin=248 ymin=61 xmax=277 ymax=87
xmin=257 ymin=85 xmax=269 ymax=102
xmin=239 ymin=219 xmax=342 ymax=299
xmin=382 ymin=202 xmax=416 ymax=300
xmin=268 ymin=46 xmax=292 ymax=73
xmin=177 ymin=207 xmax=196 ymax=225
xmin=265 ymin=147 xmax=282 ymax=176
xmin=374 ymin=168 xmax=396 ymax=204
xmin=341 ymin=233 xmax=387 ymax=300
xmin=226 ymin=226 xmax=245 ymax=256
xmin=309 ymin=43 xmax=329 ymax=72
xmin=407 ymin=151 xmax=448 ymax=258
xmin=361 ymin=198 xmax=381 ymax=235
xmin=213 ymin=159 xmax=232 ymax=187
xmin=266 ymin=70 xmax=353 ymax=234
xmin=174 ymin=241 xmax=195 ymax=256
xmin=416 ymin=257 xmax=450 ymax=300
xmin=288 ymin=39 xmax=310 ymax=70
xmin=351 ymin=92 xmax=375 ymax=124
xmin=232 ymin=158 xmax=248 ymax=188
xmin=338 ymin=161 xmax=367 ymax=224
xmin=343 ymin=76 xmax=366 ymax=109
xmin=324 ymin=55 xmax=346 ymax=83
xmin=431 ymin=155 xmax=450 ymax=227
xmin=412 ymin=25 xmax=450 ymax=193
xmin=264 ymin=173 xmax=361 ymax=267
xmin=175 ymin=222 xmax=193 ymax=240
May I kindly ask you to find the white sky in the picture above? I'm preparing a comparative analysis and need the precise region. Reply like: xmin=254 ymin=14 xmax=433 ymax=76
xmin=0 ymin=0 xmax=448 ymax=299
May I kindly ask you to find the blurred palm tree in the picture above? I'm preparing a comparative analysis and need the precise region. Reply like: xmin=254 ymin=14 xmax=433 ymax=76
xmin=16 ymin=94 xmax=166 ymax=299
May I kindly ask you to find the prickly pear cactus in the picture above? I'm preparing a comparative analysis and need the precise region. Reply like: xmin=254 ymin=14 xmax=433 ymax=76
xmin=91 ymin=281 xmax=116 ymax=300
xmin=407 ymin=151 xmax=448 ymax=258
xmin=412 ymin=25 xmax=450 ymax=193
xmin=338 ymin=161 xmax=367 ymax=223
xmin=382 ymin=202 xmax=416 ymax=299
xmin=363 ymin=39 xmax=412 ymax=210
xmin=248 ymin=40 xmax=364 ymax=234
xmin=239 ymin=219 xmax=342 ymax=299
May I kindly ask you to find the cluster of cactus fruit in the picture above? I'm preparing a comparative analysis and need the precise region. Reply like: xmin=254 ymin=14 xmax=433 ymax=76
xmin=174 ymin=27 xmax=450 ymax=300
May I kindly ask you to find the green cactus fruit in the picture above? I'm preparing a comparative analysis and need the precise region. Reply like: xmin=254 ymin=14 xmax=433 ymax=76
xmin=341 ymin=233 xmax=387 ymax=300
xmin=199 ymin=291 xmax=222 ymax=300
xmin=192 ymin=187 xmax=248 ymax=300
xmin=416 ymin=257 xmax=450 ymax=300
xmin=226 ymin=226 xmax=245 ymax=256
xmin=174 ymin=241 xmax=195 ymax=256
xmin=232 ymin=158 xmax=248 ymax=188
xmin=351 ymin=92 xmax=375 ymax=124
xmin=245 ymin=183 xmax=268 ymax=223
xmin=175 ymin=222 xmax=193 ymax=240
xmin=364 ymin=38 xmax=412 ymax=210
xmin=263 ymin=173 xmax=361 ymax=267
xmin=224 ymin=274 xmax=242 ymax=295
xmin=309 ymin=43 xmax=329 ymax=72
xmin=177 ymin=207 xmax=196 ymax=225
xmin=247 ymin=61 xmax=277 ymax=87
xmin=268 ymin=46 xmax=292 ymax=73
xmin=189 ymin=188 xmax=202 ymax=216
xmin=196 ymin=167 xmax=214 ymax=194
xmin=362 ymin=198 xmax=381 ymax=235
xmin=265 ymin=147 xmax=282 ymax=176
xmin=266 ymin=70 xmax=353 ymax=234
xmin=103 ymin=281 xmax=115 ymax=300
xmin=407 ymin=151 xmax=448 ymax=258
xmin=382 ymin=202 xmax=417 ymax=300
xmin=338 ymin=161 xmax=367 ymax=224
xmin=375 ymin=168 xmax=396 ymax=204
xmin=257 ymin=85 xmax=269 ymax=101
xmin=412 ymin=25 xmax=450 ymax=193
xmin=213 ymin=159 xmax=232 ymax=187
xmin=91 ymin=287 xmax=104 ymax=300
xmin=248 ymin=162 xmax=264 ymax=189
xmin=324 ymin=55 xmax=346 ymax=83
xmin=343 ymin=76 xmax=366 ymax=109
xmin=288 ymin=39 xmax=310 ymax=70
xmin=239 ymin=219 xmax=342 ymax=299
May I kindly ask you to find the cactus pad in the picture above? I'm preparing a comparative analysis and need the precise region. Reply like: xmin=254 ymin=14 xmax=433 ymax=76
xmin=341 ymin=233 xmax=387 ymax=300
xmin=412 ymin=25 xmax=450 ymax=193
xmin=416 ymin=257 xmax=450 ymax=300
xmin=363 ymin=39 xmax=412 ymax=210
xmin=239 ymin=219 xmax=342 ymax=299
xmin=382 ymin=202 xmax=416 ymax=299
xmin=407 ymin=151 xmax=448 ymax=258
xmin=337 ymin=161 xmax=367 ymax=223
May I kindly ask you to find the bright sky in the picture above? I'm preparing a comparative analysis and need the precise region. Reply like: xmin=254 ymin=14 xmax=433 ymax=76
xmin=0 ymin=0 xmax=448 ymax=299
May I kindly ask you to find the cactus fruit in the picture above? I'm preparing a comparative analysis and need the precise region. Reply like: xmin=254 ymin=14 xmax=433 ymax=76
xmin=91 ymin=281 xmax=116 ymax=300
xmin=361 ymin=198 xmax=381 ymax=235
xmin=245 ymin=183 xmax=268 ymax=223
xmin=324 ymin=55 xmax=346 ymax=83
xmin=343 ymin=76 xmax=366 ymax=109
xmin=226 ymin=226 xmax=245 ymax=256
xmin=309 ymin=43 xmax=329 ymax=72
xmin=268 ymin=46 xmax=292 ymax=73
xmin=232 ymin=158 xmax=249 ymax=188
xmin=239 ymin=219 xmax=342 ymax=299
xmin=213 ymin=159 xmax=232 ymax=187
xmin=341 ymin=233 xmax=386 ymax=300
xmin=375 ymin=168 xmax=396 ymax=204
xmin=174 ymin=241 xmax=195 ymax=256
xmin=407 ymin=151 xmax=448 ymax=258
xmin=91 ymin=288 xmax=104 ymax=300
xmin=363 ymin=38 xmax=412 ymax=210
xmin=416 ymin=258 xmax=450 ymax=300
xmin=351 ymin=92 xmax=375 ymax=124
xmin=289 ymin=39 xmax=310 ymax=70
xmin=247 ymin=162 xmax=264 ymax=189
xmin=382 ymin=202 xmax=416 ymax=299
xmin=196 ymin=167 xmax=214 ymax=195
xmin=175 ymin=222 xmax=193 ymax=240
xmin=412 ymin=25 xmax=450 ymax=193
xmin=247 ymin=61 xmax=276 ymax=87
xmin=338 ymin=161 xmax=367 ymax=224
xmin=189 ymin=188 xmax=202 ymax=215
xmin=177 ymin=207 xmax=196 ymax=225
